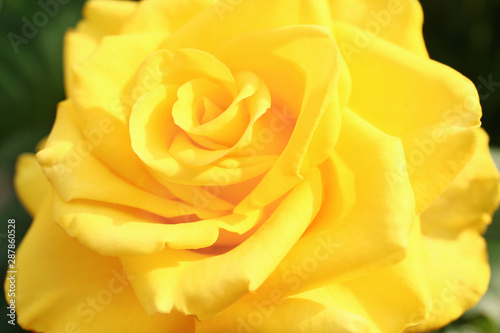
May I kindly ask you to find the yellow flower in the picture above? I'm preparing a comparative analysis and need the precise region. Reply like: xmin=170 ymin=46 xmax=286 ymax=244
xmin=7 ymin=0 xmax=500 ymax=332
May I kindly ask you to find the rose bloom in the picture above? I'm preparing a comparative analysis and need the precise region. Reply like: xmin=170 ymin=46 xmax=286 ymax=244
xmin=6 ymin=0 xmax=500 ymax=332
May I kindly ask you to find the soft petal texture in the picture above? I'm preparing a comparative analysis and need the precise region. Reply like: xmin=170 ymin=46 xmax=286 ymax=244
xmin=36 ymin=101 xmax=192 ymax=219
xmin=130 ymin=85 xmax=276 ymax=186
xmin=121 ymin=168 xmax=323 ymax=320
xmin=163 ymin=0 xmax=335 ymax=52
xmin=64 ymin=0 xmax=138 ymax=95
xmin=410 ymin=129 xmax=500 ymax=331
xmin=329 ymin=0 xmax=427 ymax=56
xmin=414 ymin=230 xmax=490 ymax=332
xmin=71 ymin=33 xmax=170 ymax=193
xmin=259 ymin=109 xmax=415 ymax=296
xmin=36 ymin=100 xmax=270 ymax=256
xmin=197 ymin=293 xmax=369 ymax=333
xmin=128 ymin=50 xmax=275 ymax=186
xmin=335 ymin=22 xmax=481 ymax=212
xmin=36 ymin=101 xmax=268 ymax=255
xmin=214 ymin=25 xmax=342 ymax=211
xmin=64 ymin=0 xmax=216 ymax=96
xmin=120 ymin=0 xmax=216 ymax=34
xmin=13 ymin=153 xmax=50 ymax=216
xmin=50 ymin=192 xmax=263 ymax=256
xmin=196 ymin=216 xmax=430 ymax=333
xmin=421 ymin=129 xmax=500 ymax=235
xmin=6 ymin=195 xmax=194 ymax=333
xmin=309 ymin=217 xmax=430 ymax=333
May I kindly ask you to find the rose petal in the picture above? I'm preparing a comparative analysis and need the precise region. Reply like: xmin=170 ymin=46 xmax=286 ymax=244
xmin=303 ymin=217 xmax=431 ymax=333
xmin=130 ymin=83 xmax=276 ymax=186
xmin=163 ymin=0 xmax=333 ymax=53
xmin=411 ymin=230 xmax=490 ymax=331
xmin=71 ymin=33 xmax=168 ymax=192
xmin=421 ymin=129 xmax=500 ymax=235
xmin=335 ymin=22 xmax=481 ymax=212
xmin=259 ymin=109 xmax=415 ymax=297
xmin=196 ymin=294 xmax=369 ymax=333
xmin=64 ymin=0 xmax=138 ymax=95
xmin=36 ymin=100 xmax=197 ymax=219
xmin=13 ymin=153 xmax=50 ymax=217
xmin=213 ymin=25 xmax=342 ymax=211
xmin=120 ymin=0 xmax=216 ymax=34
xmin=51 ymin=192 xmax=262 ymax=256
xmin=120 ymin=167 xmax=323 ymax=320
xmin=329 ymin=0 xmax=427 ymax=56
xmin=4 ymin=195 xmax=193 ymax=333
xmin=196 ymin=216 xmax=430 ymax=333
xmin=410 ymin=129 xmax=500 ymax=331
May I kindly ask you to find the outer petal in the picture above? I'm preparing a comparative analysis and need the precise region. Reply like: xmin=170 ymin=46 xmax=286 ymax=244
xmin=36 ymin=100 xmax=191 ymax=218
xmin=410 ymin=129 xmax=500 ymax=331
xmin=413 ymin=230 xmax=490 ymax=332
xmin=13 ymin=153 xmax=50 ymax=216
xmin=259 ymin=109 xmax=414 ymax=296
xmin=335 ymin=23 xmax=481 ymax=212
xmin=50 ymin=192 xmax=263 ymax=256
xmin=71 ymin=33 xmax=169 ymax=193
xmin=329 ymin=0 xmax=427 ymax=56
xmin=64 ymin=0 xmax=138 ymax=95
xmin=36 ymin=101 xmax=268 ymax=256
xmin=196 ymin=216 xmax=431 ymax=333
xmin=120 ymin=0 xmax=216 ymax=34
xmin=319 ymin=216 xmax=431 ymax=333
xmin=421 ymin=129 xmax=500 ymax=235
xmin=196 ymin=293 xmax=369 ymax=333
xmin=163 ymin=0 xmax=334 ymax=53
xmin=120 ymin=168 xmax=323 ymax=320
xmin=4 ymin=196 xmax=193 ymax=333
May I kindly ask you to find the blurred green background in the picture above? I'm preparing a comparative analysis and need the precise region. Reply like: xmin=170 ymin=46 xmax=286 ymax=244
xmin=0 ymin=0 xmax=499 ymax=332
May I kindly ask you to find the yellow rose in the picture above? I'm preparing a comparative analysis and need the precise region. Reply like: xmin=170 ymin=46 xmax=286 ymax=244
xmin=7 ymin=0 xmax=500 ymax=332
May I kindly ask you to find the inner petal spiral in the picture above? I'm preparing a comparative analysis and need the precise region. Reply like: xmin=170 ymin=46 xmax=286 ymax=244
xmin=129 ymin=49 xmax=278 ymax=187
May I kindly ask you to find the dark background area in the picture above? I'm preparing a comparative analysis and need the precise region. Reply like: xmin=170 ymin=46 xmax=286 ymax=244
xmin=0 ymin=0 xmax=499 ymax=332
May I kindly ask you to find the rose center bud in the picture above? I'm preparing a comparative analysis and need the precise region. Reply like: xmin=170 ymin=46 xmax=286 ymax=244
xmin=171 ymin=74 xmax=252 ymax=150
xmin=128 ymin=50 xmax=285 ymax=186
